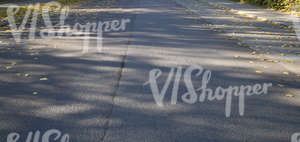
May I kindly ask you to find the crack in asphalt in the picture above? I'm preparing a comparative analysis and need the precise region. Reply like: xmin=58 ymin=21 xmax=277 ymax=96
xmin=101 ymin=9 xmax=137 ymax=142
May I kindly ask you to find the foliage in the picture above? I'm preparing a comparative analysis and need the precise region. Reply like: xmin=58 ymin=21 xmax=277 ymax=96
xmin=233 ymin=0 xmax=300 ymax=11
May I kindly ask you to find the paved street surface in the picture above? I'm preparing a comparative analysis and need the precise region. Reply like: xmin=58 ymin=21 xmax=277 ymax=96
xmin=0 ymin=0 xmax=299 ymax=142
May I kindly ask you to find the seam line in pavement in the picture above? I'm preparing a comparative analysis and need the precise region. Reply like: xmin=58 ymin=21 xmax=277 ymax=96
xmin=101 ymin=12 xmax=137 ymax=142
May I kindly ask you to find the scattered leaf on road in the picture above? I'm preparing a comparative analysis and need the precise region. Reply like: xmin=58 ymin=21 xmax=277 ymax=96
xmin=263 ymin=66 xmax=269 ymax=68
xmin=5 ymin=66 xmax=12 ymax=70
xmin=283 ymin=72 xmax=289 ymax=75
xmin=256 ymin=70 xmax=263 ymax=74
xmin=24 ymin=74 xmax=30 ymax=77
xmin=40 ymin=77 xmax=48 ymax=81
xmin=33 ymin=91 xmax=38 ymax=95
xmin=277 ymin=84 xmax=285 ymax=87
xmin=285 ymin=59 xmax=293 ymax=63
xmin=285 ymin=94 xmax=295 ymax=97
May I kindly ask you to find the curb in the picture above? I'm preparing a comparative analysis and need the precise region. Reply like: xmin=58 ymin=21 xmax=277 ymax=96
xmin=174 ymin=0 xmax=300 ymax=75
xmin=197 ymin=0 xmax=294 ymax=31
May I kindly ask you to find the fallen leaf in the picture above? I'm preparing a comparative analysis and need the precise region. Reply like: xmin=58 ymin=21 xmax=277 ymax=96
xmin=251 ymin=51 xmax=256 ymax=55
xmin=33 ymin=91 xmax=38 ymax=95
xmin=280 ymin=53 xmax=285 ymax=56
xmin=263 ymin=66 xmax=269 ymax=68
xmin=5 ymin=66 xmax=12 ymax=70
xmin=234 ymin=55 xmax=240 ymax=58
xmin=16 ymin=73 xmax=21 ymax=76
xmin=256 ymin=70 xmax=263 ymax=74
xmin=277 ymin=84 xmax=285 ymax=87
xmin=249 ymin=61 xmax=254 ymax=64
xmin=40 ymin=77 xmax=48 ymax=81
xmin=285 ymin=94 xmax=295 ymax=97
xmin=283 ymin=72 xmax=289 ymax=75
xmin=237 ymin=42 xmax=243 ymax=46
xmin=11 ymin=62 xmax=17 ymax=66
xmin=5 ymin=30 xmax=12 ymax=32
xmin=24 ymin=74 xmax=30 ymax=77
xmin=285 ymin=59 xmax=294 ymax=63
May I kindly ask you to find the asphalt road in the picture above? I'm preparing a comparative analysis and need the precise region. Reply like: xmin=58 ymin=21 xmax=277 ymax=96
xmin=0 ymin=0 xmax=299 ymax=142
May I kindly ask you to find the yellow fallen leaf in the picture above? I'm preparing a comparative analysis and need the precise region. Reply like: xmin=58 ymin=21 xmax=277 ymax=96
xmin=280 ymin=53 xmax=285 ymax=56
xmin=24 ymin=74 xmax=30 ymax=77
xmin=234 ymin=55 xmax=240 ymax=58
xmin=251 ymin=51 xmax=256 ymax=55
xmin=277 ymin=84 xmax=285 ymax=87
xmin=285 ymin=59 xmax=293 ymax=63
xmin=16 ymin=73 xmax=21 ymax=76
xmin=40 ymin=77 xmax=48 ymax=81
xmin=285 ymin=94 xmax=295 ymax=97
xmin=249 ymin=61 xmax=254 ymax=64
xmin=263 ymin=66 xmax=269 ymax=68
xmin=283 ymin=72 xmax=289 ymax=75
xmin=11 ymin=62 xmax=17 ymax=66
xmin=256 ymin=70 xmax=263 ymax=74
xmin=5 ymin=30 xmax=12 ymax=32
xmin=33 ymin=91 xmax=38 ymax=95
xmin=259 ymin=58 xmax=265 ymax=61
xmin=5 ymin=66 xmax=12 ymax=70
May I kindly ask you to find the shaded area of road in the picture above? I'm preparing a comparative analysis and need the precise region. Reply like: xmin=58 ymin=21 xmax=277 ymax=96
xmin=105 ymin=0 xmax=300 ymax=142
xmin=0 ymin=0 xmax=299 ymax=142
xmin=0 ymin=0 xmax=136 ymax=141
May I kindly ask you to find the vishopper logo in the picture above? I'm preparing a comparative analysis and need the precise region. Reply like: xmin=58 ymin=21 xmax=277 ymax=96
xmin=7 ymin=2 xmax=130 ymax=53
xmin=6 ymin=129 xmax=70 ymax=142
xmin=144 ymin=65 xmax=273 ymax=117
xmin=292 ymin=4 xmax=300 ymax=41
